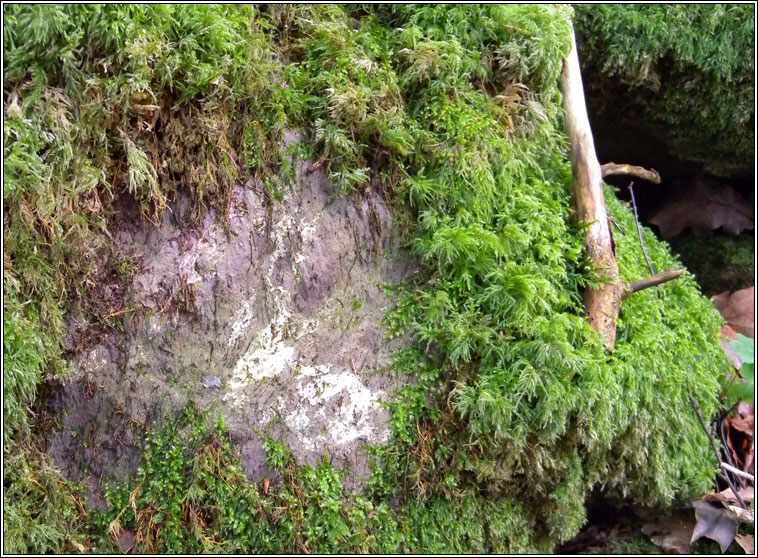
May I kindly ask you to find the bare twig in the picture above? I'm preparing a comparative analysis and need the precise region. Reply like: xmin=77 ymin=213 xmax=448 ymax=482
xmin=721 ymin=462 xmax=755 ymax=482
xmin=561 ymin=29 xmax=623 ymax=350
xmin=105 ymin=308 xmax=135 ymax=318
xmin=690 ymin=394 xmax=749 ymax=509
xmin=627 ymin=269 xmax=683 ymax=293
xmin=628 ymin=182 xmax=656 ymax=276
xmin=607 ymin=210 xmax=627 ymax=235
xmin=601 ymin=162 xmax=661 ymax=184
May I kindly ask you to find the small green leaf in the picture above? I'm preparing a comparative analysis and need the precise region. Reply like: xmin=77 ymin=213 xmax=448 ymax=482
xmin=741 ymin=362 xmax=754 ymax=382
xmin=728 ymin=380 xmax=754 ymax=403
xmin=730 ymin=334 xmax=754 ymax=364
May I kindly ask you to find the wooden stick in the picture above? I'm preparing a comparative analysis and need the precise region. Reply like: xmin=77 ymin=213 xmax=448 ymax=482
xmin=627 ymin=269 xmax=684 ymax=293
xmin=725 ymin=504 xmax=755 ymax=525
xmin=722 ymin=462 xmax=755 ymax=482
xmin=601 ymin=162 xmax=661 ymax=184
xmin=561 ymin=29 xmax=625 ymax=350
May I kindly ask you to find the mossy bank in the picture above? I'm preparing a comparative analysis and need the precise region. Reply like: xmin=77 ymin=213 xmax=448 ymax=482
xmin=3 ymin=5 xmax=734 ymax=553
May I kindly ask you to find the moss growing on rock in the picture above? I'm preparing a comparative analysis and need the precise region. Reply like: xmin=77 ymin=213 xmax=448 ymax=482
xmin=667 ymin=232 xmax=755 ymax=296
xmin=4 ymin=4 xmax=730 ymax=553
xmin=574 ymin=4 xmax=755 ymax=178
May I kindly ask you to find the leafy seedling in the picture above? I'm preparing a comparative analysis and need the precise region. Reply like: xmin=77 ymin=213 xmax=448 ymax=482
xmin=728 ymin=334 xmax=754 ymax=403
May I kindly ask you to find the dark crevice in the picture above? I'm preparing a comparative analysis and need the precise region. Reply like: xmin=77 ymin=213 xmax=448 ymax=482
xmin=587 ymin=102 xmax=755 ymax=297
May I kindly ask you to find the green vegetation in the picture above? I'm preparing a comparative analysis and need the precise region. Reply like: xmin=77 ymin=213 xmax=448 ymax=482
xmin=574 ymin=4 xmax=755 ymax=178
xmin=4 ymin=4 xmax=732 ymax=553
xmin=91 ymin=408 xmax=402 ymax=553
xmin=2 ymin=443 xmax=88 ymax=554
xmin=728 ymin=334 xmax=754 ymax=404
xmin=668 ymin=232 xmax=754 ymax=295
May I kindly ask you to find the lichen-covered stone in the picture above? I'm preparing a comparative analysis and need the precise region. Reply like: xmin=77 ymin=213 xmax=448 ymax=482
xmin=49 ymin=131 xmax=413 ymax=496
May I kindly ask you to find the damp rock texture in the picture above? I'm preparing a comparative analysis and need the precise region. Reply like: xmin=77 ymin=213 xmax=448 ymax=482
xmin=48 ymin=130 xmax=413 ymax=495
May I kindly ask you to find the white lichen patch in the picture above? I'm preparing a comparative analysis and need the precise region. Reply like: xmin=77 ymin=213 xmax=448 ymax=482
xmin=220 ymin=156 xmax=391 ymax=454
xmin=84 ymin=346 xmax=111 ymax=374
xmin=146 ymin=315 xmax=163 ymax=341
xmin=283 ymin=408 xmax=323 ymax=452
xmin=295 ymin=215 xmax=320 ymax=263
xmin=224 ymin=320 xmax=296 ymax=408
xmin=283 ymin=363 xmax=389 ymax=447
xmin=228 ymin=300 xmax=254 ymax=347
xmin=224 ymin=209 xmax=305 ymax=407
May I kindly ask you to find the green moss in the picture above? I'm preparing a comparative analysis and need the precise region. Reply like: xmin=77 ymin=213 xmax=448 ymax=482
xmin=4 ymin=4 xmax=731 ymax=553
xmin=91 ymin=408 xmax=403 ymax=554
xmin=574 ymin=4 xmax=755 ymax=177
xmin=3 ymin=444 xmax=88 ymax=554
xmin=667 ymin=232 xmax=755 ymax=295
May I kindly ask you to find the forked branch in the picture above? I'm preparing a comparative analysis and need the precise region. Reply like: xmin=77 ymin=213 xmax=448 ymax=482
xmin=560 ymin=26 xmax=683 ymax=351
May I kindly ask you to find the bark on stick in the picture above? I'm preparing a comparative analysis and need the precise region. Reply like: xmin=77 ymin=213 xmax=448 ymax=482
xmin=560 ymin=30 xmax=626 ymax=350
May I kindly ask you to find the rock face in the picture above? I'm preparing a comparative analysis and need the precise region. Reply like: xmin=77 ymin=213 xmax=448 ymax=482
xmin=48 ymin=131 xmax=413 ymax=499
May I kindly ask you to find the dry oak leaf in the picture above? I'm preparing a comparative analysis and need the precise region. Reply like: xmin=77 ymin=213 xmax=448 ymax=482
xmin=116 ymin=528 xmax=136 ymax=552
xmin=712 ymin=287 xmax=754 ymax=339
xmin=735 ymin=534 xmax=754 ymax=555
xmin=648 ymin=175 xmax=754 ymax=238
xmin=720 ymin=325 xmax=744 ymax=369
xmin=642 ymin=514 xmax=696 ymax=554
xmin=702 ymin=486 xmax=754 ymax=506
xmin=726 ymin=404 xmax=755 ymax=474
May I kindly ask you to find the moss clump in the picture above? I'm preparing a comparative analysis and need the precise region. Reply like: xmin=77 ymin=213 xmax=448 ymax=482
xmin=91 ymin=408 xmax=405 ymax=554
xmin=4 ymin=4 xmax=730 ymax=553
xmin=667 ymin=232 xmax=755 ymax=296
xmin=91 ymin=406 xmax=541 ymax=554
xmin=574 ymin=4 xmax=755 ymax=178
xmin=2 ymin=443 xmax=88 ymax=554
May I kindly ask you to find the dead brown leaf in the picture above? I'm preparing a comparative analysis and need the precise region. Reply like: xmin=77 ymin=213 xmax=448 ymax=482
xmin=691 ymin=500 xmax=739 ymax=553
xmin=721 ymin=324 xmax=739 ymax=340
xmin=117 ymin=528 xmax=136 ymax=552
xmin=702 ymin=486 xmax=754 ymax=505
xmin=649 ymin=174 xmax=754 ymax=238
xmin=735 ymin=534 xmax=754 ymax=555
xmin=738 ymin=402 xmax=754 ymax=416
xmin=720 ymin=327 xmax=744 ymax=368
xmin=642 ymin=514 xmax=695 ymax=554
xmin=726 ymin=404 xmax=755 ymax=474
xmin=712 ymin=287 xmax=755 ymax=339
xmin=728 ymin=414 xmax=754 ymax=437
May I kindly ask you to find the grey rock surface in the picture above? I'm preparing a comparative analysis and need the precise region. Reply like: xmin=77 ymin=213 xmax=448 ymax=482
xmin=48 ymin=130 xmax=414 ymax=499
